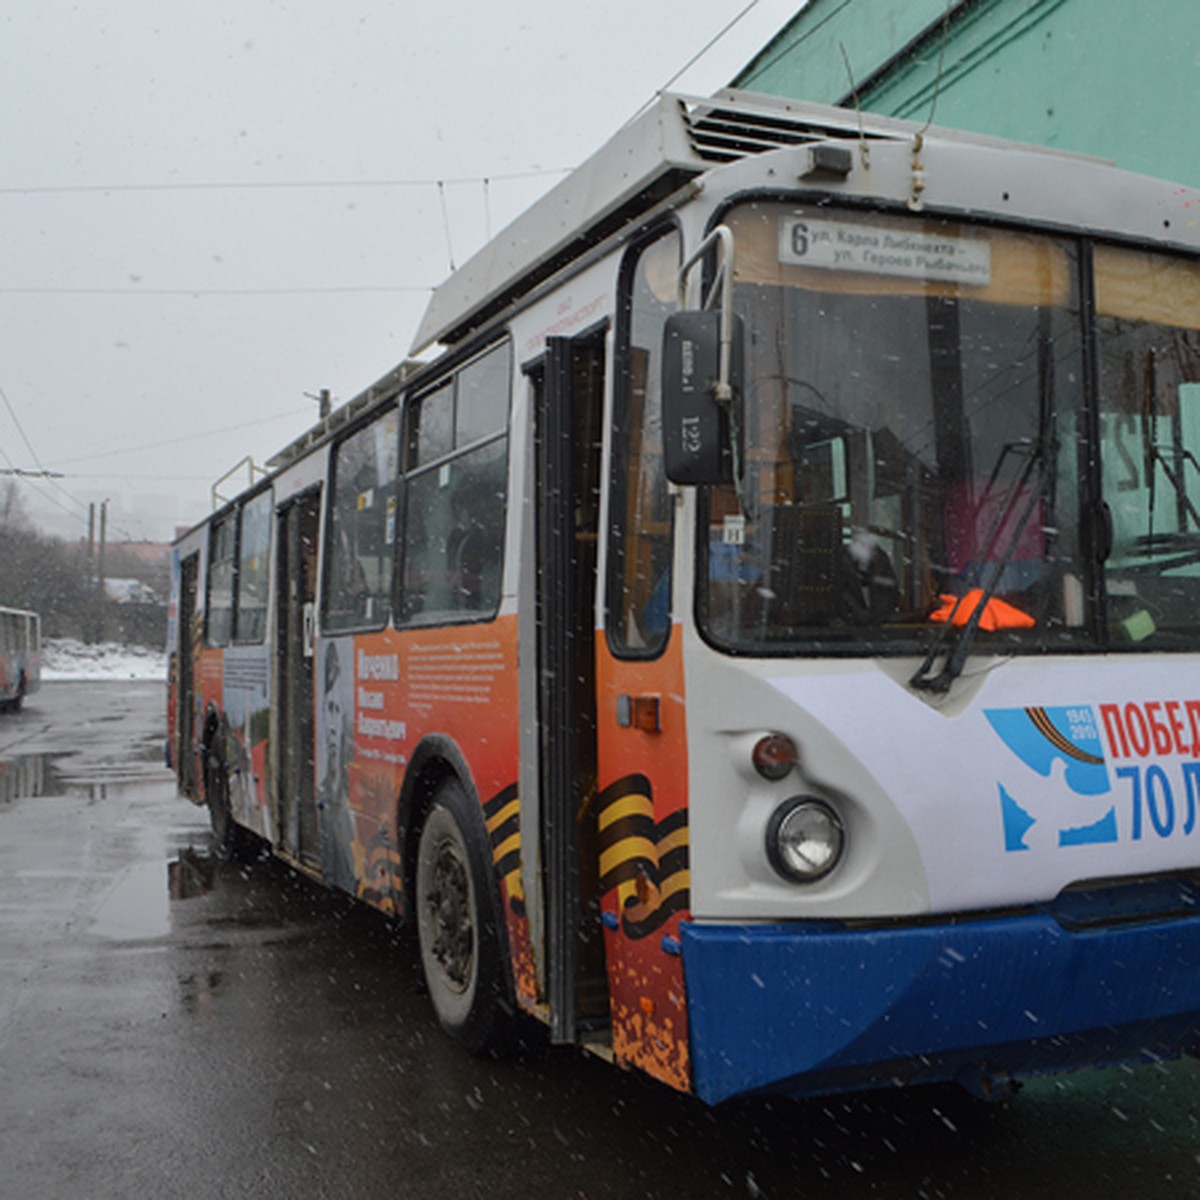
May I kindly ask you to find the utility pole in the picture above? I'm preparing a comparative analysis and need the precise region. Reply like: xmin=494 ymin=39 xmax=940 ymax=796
xmin=98 ymin=500 xmax=107 ymax=591
xmin=84 ymin=503 xmax=96 ymax=642
xmin=91 ymin=500 xmax=108 ymax=644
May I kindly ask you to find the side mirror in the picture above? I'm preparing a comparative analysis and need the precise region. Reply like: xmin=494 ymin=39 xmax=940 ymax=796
xmin=661 ymin=309 xmax=745 ymax=486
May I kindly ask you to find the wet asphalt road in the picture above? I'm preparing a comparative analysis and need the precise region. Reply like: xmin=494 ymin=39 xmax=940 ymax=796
xmin=1 ymin=681 xmax=1199 ymax=1199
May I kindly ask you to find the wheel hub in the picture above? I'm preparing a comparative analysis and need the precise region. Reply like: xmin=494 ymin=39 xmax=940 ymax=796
xmin=425 ymin=838 xmax=473 ymax=992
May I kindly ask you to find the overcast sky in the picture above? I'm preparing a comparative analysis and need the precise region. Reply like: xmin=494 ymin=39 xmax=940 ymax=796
xmin=0 ymin=1 xmax=805 ymax=544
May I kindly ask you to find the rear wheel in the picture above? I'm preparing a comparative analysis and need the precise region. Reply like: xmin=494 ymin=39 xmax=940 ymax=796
xmin=415 ymin=778 xmax=510 ymax=1053
xmin=0 ymin=674 xmax=25 ymax=714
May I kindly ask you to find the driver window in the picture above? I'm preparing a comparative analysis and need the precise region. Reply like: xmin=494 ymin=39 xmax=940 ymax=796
xmin=608 ymin=226 xmax=680 ymax=654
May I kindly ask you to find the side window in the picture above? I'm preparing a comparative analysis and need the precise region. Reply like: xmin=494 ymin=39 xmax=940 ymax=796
xmin=325 ymin=408 xmax=400 ymax=632
xmin=608 ymin=226 xmax=680 ymax=654
xmin=400 ymin=341 xmax=510 ymax=624
xmin=206 ymin=514 xmax=236 ymax=647
xmin=234 ymin=489 xmax=272 ymax=643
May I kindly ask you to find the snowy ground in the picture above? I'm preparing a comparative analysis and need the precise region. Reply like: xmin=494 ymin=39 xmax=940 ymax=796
xmin=39 ymin=638 xmax=167 ymax=682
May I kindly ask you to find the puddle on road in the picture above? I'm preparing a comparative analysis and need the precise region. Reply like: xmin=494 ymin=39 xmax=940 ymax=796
xmin=0 ymin=753 xmax=61 ymax=803
xmin=90 ymin=847 xmax=219 ymax=940
xmin=168 ymin=846 xmax=216 ymax=899
xmin=0 ymin=747 xmax=174 ymax=805
xmin=60 ymin=774 xmax=172 ymax=801
xmin=4 ymin=742 xmax=217 ymax=940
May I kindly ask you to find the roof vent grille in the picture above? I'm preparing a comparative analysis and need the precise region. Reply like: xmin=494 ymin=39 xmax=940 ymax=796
xmin=684 ymin=103 xmax=842 ymax=163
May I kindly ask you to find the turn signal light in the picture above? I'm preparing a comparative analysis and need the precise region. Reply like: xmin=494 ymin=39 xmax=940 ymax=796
xmin=752 ymin=733 xmax=799 ymax=781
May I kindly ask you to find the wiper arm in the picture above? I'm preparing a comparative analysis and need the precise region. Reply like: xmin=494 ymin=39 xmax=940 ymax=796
xmin=910 ymin=441 xmax=1044 ymax=694
xmin=1149 ymin=443 xmax=1200 ymax=533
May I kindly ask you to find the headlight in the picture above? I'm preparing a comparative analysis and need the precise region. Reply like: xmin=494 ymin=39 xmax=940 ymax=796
xmin=767 ymin=797 xmax=845 ymax=883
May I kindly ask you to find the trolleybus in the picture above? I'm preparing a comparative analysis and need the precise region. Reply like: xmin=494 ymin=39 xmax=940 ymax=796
xmin=168 ymin=90 xmax=1200 ymax=1103
xmin=0 ymin=605 xmax=40 ymax=713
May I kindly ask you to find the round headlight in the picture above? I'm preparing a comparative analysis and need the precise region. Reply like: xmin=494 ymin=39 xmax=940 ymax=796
xmin=767 ymin=797 xmax=845 ymax=883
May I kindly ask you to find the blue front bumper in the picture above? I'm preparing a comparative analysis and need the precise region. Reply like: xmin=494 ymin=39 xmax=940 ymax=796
xmin=681 ymin=909 xmax=1200 ymax=1104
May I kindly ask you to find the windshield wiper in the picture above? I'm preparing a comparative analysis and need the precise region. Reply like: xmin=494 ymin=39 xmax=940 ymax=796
xmin=909 ymin=439 xmax=1046 ymax=694
xmin=1148 ymin=441 xmax=1200 ymax=536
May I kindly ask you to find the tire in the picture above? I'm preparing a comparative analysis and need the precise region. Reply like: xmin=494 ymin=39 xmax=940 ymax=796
xmin=415 ymin=778 xmax=511 ymax=1054
xmin=0 ymin=674 xmax=24 ymax=714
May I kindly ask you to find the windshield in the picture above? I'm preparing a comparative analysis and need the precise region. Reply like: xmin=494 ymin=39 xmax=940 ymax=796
xmin=1095 ymin=245 xmax=1200 ymax=645
xmin=700 ymin=202 xmax=1087 ymax=655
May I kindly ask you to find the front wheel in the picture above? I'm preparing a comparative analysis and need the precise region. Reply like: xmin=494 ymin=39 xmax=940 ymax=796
xmin=415 ymin=779 xmax=511 ymax=1054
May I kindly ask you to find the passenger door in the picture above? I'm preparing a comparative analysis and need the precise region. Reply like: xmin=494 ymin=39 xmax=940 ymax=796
xmin=534 ymin=330 xmax=606 ymax=1044
xmin=177 ymin=553 xmax=200 ymax=794
xmin=275 ymin=489 xmax=321 ymax=867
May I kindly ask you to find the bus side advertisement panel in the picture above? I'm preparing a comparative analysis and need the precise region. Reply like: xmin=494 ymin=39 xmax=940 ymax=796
xmin=166 ymin=652 xmax=177 ymax=770
xmin=220 ymin=646 xmax=272 ymax=838
xmin=166 ymin=549 xmax=180 ymax=763
xmin=595 ymin=630 xmax=691 ymax=1093
xmin=196 ymin=647 xmax=224 ymax=797
xmin=314 ymin=617 xmax=533 ymax=995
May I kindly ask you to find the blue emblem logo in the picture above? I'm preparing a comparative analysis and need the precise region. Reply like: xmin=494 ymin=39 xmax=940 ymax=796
xmin=985 ymin=706 xmax=1117 ymax=850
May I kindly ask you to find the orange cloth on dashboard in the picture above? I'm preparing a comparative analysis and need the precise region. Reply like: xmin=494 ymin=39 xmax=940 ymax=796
xmin=929 ymin=590 xmax=1036 ymax=631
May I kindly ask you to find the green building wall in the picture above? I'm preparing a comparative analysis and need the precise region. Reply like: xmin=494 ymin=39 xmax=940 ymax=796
xmin=736 ymin=0 xmax=1200 ymax=187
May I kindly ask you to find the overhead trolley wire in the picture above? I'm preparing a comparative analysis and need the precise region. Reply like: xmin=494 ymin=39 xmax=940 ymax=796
xmin=0 ymin=167 xmax=573 ymax=197
xmin=0 ymin=385 xmax=91 ymax=522
xmin=621 ymin=0 xmax=762 ymax=129
xmin=0 ymin=285 xmax=435 ymax=297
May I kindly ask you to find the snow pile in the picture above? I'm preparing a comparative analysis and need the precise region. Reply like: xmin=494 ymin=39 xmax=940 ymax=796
xmin=40 ymin=638 xmax=167 ymax=682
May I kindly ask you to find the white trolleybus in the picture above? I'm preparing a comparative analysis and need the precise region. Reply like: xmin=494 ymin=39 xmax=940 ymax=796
xmin=168 ymin=91 xmax=1200 ymax=1103
xmin=0 ymin=605 xmax=40 ymax=713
